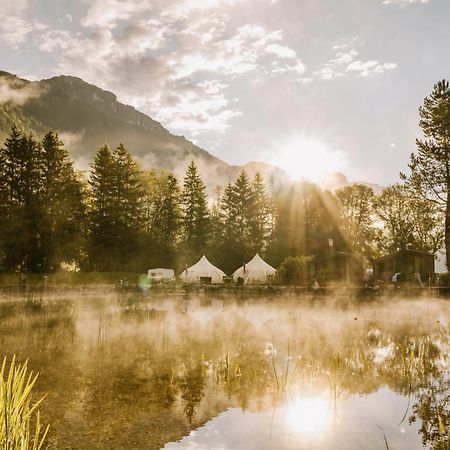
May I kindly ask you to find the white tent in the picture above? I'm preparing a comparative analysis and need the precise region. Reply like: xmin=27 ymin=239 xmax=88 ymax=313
xmin=179 ymin=255 xmax=226 ymax=284
xmin=232 ymin=254 xmax=276 ymax=284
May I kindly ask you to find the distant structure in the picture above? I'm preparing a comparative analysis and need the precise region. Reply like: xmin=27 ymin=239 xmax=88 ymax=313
xmin=312 ymin=251 xmax=365 ymax=284
xmin=232 ymin=254 xmax=276 ymax=284
xmin=373 ymin=249 xmax=435 ymax=283
xmin=179 ymin=255 xmax=226 ymax=284
xmin=148 ymin=268 xmax=175 ymax=283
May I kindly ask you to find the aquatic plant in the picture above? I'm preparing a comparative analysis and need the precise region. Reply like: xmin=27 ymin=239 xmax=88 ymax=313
xmin=0 ymin=356 xmax=49 ymax=450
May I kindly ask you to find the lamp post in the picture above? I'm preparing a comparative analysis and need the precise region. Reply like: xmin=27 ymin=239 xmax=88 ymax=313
xmin=328 ymin=238 xmax=334 ymax=256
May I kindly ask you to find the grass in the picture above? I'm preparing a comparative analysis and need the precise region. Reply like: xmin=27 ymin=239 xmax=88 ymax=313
xmin=0 ymin=272 xmax=141 ymax=287
xmin=1 ymin=356 xmax=49 ymax=450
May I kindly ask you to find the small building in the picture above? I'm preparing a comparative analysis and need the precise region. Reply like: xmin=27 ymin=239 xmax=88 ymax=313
xmin=148 ymin=268 xmax=175 ymax=283
xmin=179 ymin=255 xmax=227 ymax=285
xmin=373 ymin=249 xmax=435 ymax=283
xmin=232 ymin=254 xmax=276 ymax=284
xmin=312 ymin=251 xmax=365 ymax=284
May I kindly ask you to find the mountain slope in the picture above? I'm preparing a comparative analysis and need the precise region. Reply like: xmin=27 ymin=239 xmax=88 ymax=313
xmin=0 ymin=71 xmax=288 ymax=187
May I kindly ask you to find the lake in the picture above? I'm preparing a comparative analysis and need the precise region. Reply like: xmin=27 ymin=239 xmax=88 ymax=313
xmin=0 ymin=292 xmax=449 ymax=449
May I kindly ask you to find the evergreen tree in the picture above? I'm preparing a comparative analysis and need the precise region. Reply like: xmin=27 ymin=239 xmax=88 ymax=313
xmin=180 ymin=161 xmax=210 ymax=262
xmin=402 ymin=80 xmax=450 ymax=267
xmin=88 ymin=143 xmax=143 ymax=270
xmin=38 ymin=131 xmax=85 ymax=271
xmin=146 ymin=172 xmax=181 ymax=268
xmin=249 ymin=172 xmax=270 ymax=254
xmin=0 ymin=127 xmax=42 ymax=271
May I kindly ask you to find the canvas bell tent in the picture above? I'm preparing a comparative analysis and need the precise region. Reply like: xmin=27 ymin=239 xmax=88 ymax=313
xmin=232 ymin=254 xmax=276 ymax=284
xmin=180 ymin=255 xmax=227 ymax=284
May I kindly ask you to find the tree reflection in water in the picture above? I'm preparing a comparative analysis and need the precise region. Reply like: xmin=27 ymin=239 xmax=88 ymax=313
xmin=0 ymin=295 xmax=449 ymax=449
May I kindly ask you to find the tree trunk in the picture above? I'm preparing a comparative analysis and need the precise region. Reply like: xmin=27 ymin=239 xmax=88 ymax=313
xmin=446 ymin=188 xmax=450 ymax=270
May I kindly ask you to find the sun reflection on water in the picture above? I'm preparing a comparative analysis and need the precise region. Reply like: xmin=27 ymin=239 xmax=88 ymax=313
xmin=283 ymin=395 xmax=331 ymax=438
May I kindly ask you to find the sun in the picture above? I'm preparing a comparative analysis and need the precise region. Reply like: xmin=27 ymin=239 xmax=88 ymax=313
xmin=267 ymin=135 xmax=347 ymax=182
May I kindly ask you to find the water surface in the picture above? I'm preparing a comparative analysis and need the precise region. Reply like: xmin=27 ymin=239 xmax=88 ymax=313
xmin=0 ymin=292 xmax=448 ymax=449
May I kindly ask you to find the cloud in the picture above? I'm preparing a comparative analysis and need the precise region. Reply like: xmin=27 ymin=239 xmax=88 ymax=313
xmin=316 ymin=46 xmax=397 ymax=79
xmin=265 ymin=43 xmax=297 ymax=59
xmin=382 ymin=0 xmax=430 ymax=5
xmin=82 ymin=0 xmax=152 ymax=28
xmin=346 ymin=60 xmax=397 ymax=77
xmin=0 ymin=75 xmax=44 ymax=105
xmin=0 ymin=16 xmax=46 ymax=48
xmin=0 ymin=0 xmax=29 ymax=16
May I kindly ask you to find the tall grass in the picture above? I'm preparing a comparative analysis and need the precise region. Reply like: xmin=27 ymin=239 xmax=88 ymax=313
xmin=1 ymin=356 xmax=49 ymax=450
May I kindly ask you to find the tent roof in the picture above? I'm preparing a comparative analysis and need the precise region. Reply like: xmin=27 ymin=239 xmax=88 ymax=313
xmin=234 ymin=254 xmax=276 ymax=275
xmin=183 ymin=255 xmax=226 ymax=276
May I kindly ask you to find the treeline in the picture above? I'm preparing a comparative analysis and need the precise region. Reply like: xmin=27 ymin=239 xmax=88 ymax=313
xmin=0 ymin=124 xmax=444 ymax=274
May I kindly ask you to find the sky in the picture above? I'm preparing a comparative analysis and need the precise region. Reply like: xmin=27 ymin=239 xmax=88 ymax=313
xmin=0 ymin=0 xmax=449 ymax=185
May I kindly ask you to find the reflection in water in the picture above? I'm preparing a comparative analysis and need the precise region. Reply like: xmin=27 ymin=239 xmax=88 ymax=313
xmin=284 ymin=395 xmax=331 ymax=438
xmin=0 ymin=294 xmax=449 ymax=449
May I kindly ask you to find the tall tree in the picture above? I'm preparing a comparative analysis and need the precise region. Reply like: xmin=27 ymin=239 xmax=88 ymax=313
xmin=402 ymin=80 xmax=450 ymax=267
xmin=144 ymin=171 xmax=181 ymax=268
xmin=38 ymin=131 xmax=85 ymax=271
xmin=375 ymin=184 xmax=443 ymax=256
xmin=335 ymin=184 xmax=377 ymax=259
xmin=0 ymin=127 xmax=42 ymax=271
xmin=248 ymin=172 xmax=270 ymax=255
xmin=180 ymin=161 xmax=209 ymax=262
xmin=88 ymin=144 xmax=143 ymax=270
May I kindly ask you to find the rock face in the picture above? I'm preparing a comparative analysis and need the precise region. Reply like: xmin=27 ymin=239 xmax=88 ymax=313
xmin=0 ymin=71 xmax=288 ymax=188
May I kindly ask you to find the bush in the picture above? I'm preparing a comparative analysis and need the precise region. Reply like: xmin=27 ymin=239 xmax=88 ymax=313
xmin=277 ymin=256 xmax=313 ymax=285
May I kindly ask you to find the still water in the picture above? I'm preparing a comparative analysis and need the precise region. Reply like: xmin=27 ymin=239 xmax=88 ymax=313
xmin=0 ymin=292 xmax=449 ymax=449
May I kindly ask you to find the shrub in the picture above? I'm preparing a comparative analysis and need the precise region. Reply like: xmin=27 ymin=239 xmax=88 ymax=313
xmin=277 ymin=256 xmax=313 ymax=285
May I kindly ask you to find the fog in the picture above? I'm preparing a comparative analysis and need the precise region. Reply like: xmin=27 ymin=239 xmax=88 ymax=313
xmin=0 ymin=292 xmax=449 ymax=449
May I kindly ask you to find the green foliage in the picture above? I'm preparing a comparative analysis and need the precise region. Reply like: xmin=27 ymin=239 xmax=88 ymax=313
xmin=402 ymin=79 xmax=450 ymax=268
xmin=140 ymin=169 xmax=181 ymax=269
xmin=277 ymin=256 xmax=313 ymax=285
xmin=374 ymin=184 xmax=443 ymax=255
xmin=335 ymin=184 xmax=377 ymax=259
xmin=0 ymin=126 xmax=84 ymax=272
xmin=266 ymin=181 xmax=343 ymax=266
xmin=180 ymin=161 xmax=210 ymax=263
xmin=88 ymin=143 xmax=143 ymax=271
xmin=0 ymin=356 xmax=49 ymax=450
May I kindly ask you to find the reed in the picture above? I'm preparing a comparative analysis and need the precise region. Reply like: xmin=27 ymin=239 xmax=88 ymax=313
xmin=0 ymin=356 xmax=49 ymax=450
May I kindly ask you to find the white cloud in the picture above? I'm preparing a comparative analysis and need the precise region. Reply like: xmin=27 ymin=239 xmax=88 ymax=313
xmin=346 ymin=60 xmax=397 ymax=77
xmin=0 ymin=0 xmax=29 ymax=16
xmin=82 ymin=0 xmax=152 ymax=28
xmin=0 ymin=76 xmax=44 ymax=105
xmin=317 ymin=46 xmax=397 ymax=79
xmin=162 ymin=0 xmax=242 ymax=20
xmin=382 ymin=0 xmax=430 ymax=5
xmin=29 ymin=0 xmax=306 ymax=135
xmin=265 ymin=43 xmax=297 ymax=59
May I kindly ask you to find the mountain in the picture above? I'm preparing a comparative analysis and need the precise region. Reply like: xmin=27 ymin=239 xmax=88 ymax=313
xmin=0 ymin=70 xmax=287 ymax=188
xmin=320 ymin=171 xmax=384 ymax=194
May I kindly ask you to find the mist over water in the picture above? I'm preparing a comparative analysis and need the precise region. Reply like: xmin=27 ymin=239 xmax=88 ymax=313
xmin=0 ymin=293 xmax=449 ymax=449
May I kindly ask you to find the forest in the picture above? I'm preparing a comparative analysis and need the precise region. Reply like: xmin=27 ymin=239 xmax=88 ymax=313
xmin=0 ymin=79 xmax=449 ymax=277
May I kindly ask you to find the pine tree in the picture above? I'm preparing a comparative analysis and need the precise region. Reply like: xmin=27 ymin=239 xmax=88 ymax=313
xmin=39 ymin=131 xmax=85 ymax=271
xmin=180 ymin=161 xmax=210 ymax=262
xmin=148 ymin=172 xmax=181 ymax=268
xmin=249 ymin=172 xmax=269 ymax=254
xmin=88 ymin=143 xmax=143 ymax=271
xmin=403 ymin=80 xmax=450 ymax=267
xmin=0 ymin=127 xmax=42 ymax=271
